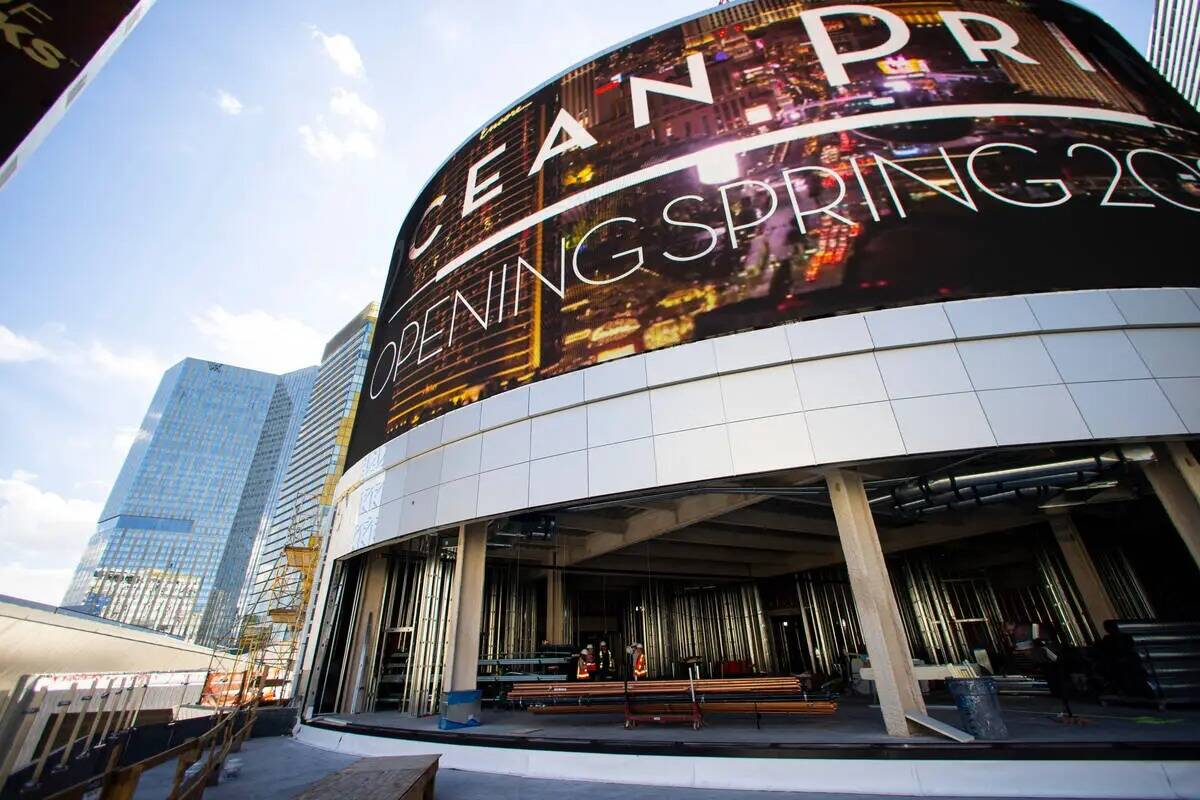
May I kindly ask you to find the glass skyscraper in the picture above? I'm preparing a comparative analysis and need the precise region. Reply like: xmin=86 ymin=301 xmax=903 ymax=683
xmin=242 ymin=304 xmax=377 ymax=673
xmin=1149 ymin=0 xmax=1200 ymax=109
xmin=62 ymin=358 xmax=318 ymax=644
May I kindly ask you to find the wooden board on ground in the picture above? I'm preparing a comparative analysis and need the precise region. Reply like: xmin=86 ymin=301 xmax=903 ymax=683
xmin=293 ymin=754 xmax=439 ymax=800
xmin=905 ymin=711 xmax=974 ymax=743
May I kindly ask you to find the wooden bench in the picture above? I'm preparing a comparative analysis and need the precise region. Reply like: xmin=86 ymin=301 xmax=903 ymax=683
xmin=293 ymin=754 xmax=438 ymax=800
xmin=508 ymin=677 xmax=837 ymax=726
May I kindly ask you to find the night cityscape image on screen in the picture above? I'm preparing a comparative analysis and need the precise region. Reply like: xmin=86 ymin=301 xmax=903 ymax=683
xmin=352 ymin=0 xmax=1200 ymax=465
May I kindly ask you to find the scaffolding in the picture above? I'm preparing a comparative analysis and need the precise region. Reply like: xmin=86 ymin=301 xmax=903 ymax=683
xmin=204 ymin=498 xmax=323 ymax=707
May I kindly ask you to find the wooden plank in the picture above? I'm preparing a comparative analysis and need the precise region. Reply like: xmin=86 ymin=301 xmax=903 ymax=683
xmin=905 ymin=711 xmax=974 ymax=743
xmin=294 ymin=755 xmax=438 ymax=800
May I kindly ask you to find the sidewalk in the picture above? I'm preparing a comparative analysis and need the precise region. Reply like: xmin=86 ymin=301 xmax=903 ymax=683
xmin=132 ymin=736 xmax=1092 ymax=800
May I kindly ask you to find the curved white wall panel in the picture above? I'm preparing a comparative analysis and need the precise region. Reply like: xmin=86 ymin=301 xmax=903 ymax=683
xmin=328 ymin=289 xmax=1200 ymax=567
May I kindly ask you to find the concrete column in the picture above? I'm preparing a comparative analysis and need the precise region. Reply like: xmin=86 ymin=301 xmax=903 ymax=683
xmin=442 ymin=523 xmax=488 ymax=693
xmin=826 ymin=469 xmax=925 ymax=737
xmin=545 ymin=566 xmax=565 ymax=644
xmin=1166 ymin=442 xmax=1200 ymax=505
xmin=1048 ymin=514 xmax=1118 ymax=637
xmin=341 ymin=556 xmax=388 ymax=714
xmin=1144 ymin=443 xmax=1200 ymax=572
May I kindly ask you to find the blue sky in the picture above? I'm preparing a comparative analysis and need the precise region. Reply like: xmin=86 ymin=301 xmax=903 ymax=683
xmin=0 ymin=0 xmax=1155 ymax=604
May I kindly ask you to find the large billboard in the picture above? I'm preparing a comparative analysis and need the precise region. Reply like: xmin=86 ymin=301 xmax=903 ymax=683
xmin=348 ymin=0 xmax=1200 ymax=469
xmin=1 ymin=0 xmax=152 ymax=185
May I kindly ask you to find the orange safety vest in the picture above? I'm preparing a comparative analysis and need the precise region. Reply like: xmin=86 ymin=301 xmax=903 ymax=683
xmin=576 ymin=656 xmax=591 ymax=680
xmin=633 ymin=651 xmax=648 ymax=680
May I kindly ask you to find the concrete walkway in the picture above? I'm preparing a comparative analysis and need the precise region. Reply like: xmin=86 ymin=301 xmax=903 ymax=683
xmin=131 ymin=736 xmax=1083 ymax=800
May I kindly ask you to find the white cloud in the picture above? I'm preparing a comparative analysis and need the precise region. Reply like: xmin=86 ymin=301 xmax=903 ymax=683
xmin=299 ymin=89 xmax=383 ymax=162
xmin=191 ymin=306 xmax=324 ymax=373
xmin=329 ymin=88 xmax=380 ymax=131
xmin=87 ymin=342 xmax=168 ymax=385
xmin=311 ymin=28 xmax=364 ymax=78
xmin=0 ymin=324 xmax=49 ymax=362
xmin=0 ymin=564 xmax=77 ymax=606
xmin=216 ymin=89 xmax=244 ymax=115
xmin=422 ymin=8 xmax=470 ymax=46
xmin=112 ymin=426 xmax=151 ymax=455
xmin=299 ymin=124 xmax=378 ymax=162
xmin=0 ymin=471 xmax=101 ymax=604
xmin=0 ymin=325 xmax=167 ymax=385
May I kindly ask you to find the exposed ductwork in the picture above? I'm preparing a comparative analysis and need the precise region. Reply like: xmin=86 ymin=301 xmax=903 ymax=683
xmin=884 ymin=447 xmax=1154 ymax=517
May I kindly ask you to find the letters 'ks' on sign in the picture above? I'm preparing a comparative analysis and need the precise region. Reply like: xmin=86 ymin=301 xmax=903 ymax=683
xmin=1 ymin=1 xmax=145 ymax=177
xmin=346 ymin=0 xmax=1200 ymax=469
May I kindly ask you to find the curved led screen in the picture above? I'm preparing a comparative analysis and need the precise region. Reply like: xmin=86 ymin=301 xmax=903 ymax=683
xmin=348 ymin=0 xmax=1200 ymax=469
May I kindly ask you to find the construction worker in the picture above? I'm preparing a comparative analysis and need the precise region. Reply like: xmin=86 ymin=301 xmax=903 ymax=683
xmin=576 ymin=650 xmax=591 ymax=681
xmin=595 ymin=641 xmax=616 ymax=680
xmin=632 ymin=642 xmax=648 ymax=681
xmin=584 ymin=644 xmax=597 ymax=677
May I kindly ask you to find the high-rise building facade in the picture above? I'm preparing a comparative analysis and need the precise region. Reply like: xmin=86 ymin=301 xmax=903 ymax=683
xmin=241 ymin=304 xmax=377 ymax=670
xmin=62 ymin=359 xmax=317 ymax=643
xmin=1149 ymin=0 xmax=1200 ymax=108
xmin=196 ymin=366 xmax=319 ymax=645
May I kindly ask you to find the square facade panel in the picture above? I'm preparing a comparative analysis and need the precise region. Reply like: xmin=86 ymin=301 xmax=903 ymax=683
xmin=480 ymin=385 xmax=530 ymax=429
xmin=1042 ymin=331 xmax=1152 ymax=383
xmin=794 ymin=353 xmax=887 ymax=410
xmin=1108 ymin=288 xmax=1200 ymax=326
xmin=583 ymin=356 xmax=647 ymax=402
xmin=1027 ymin=290 xmax=1125 ymax=331
xmin=480 ymin=419 xmax=532 ymax=472
xmin=645 ymin=339 xmax=718 ymax=387
xmin=977 ymin=385 xmax=1093 ymax=446
xmin=529 ymin=370 xmax=585 ymax=416
xmin=1067 ymin=379 xmax=1187 ymax=439
xmin=956 ymin=336 xmax=1063 ymax=392
xmin=1159 ymin=378 xmax=1200 ymax=433
xmin=727 ymin=412 xmax=814 ymax=475
xmin=1127 ymin=328 xmax=1200 ymax=378
xmin=649 ymin=377 xmax=726 ymax=434
xmin=476 ymin=463 xmax=531 ymax=516
xmin=713 ymin=327 xmax=791 ymax=373
xmin=405 ymin=448 xmax=444 ymax=494
xmin=875 ymin=343 xmax=973 ymax=400
xmin=864 ymin=305 xmax=954 ymax=348
xmin=436 ymin=475 xmax=479 ymax=525
xmin=440 ymin=403 xmax=482 ymax=444
xmin=529 ymin=450 xmax=588 ymax=507
xmin=587 ymin=392 xmax=653 ymax=448
xmin=720 ymin=365 xmax=804 ymax=422
xmin=785 ymin=314 xmax=874 ymax=362
xmin=653 ymin=425 xmax=734 ymax=486
xmin=440 ymin=434 xmax=483 ymax=483
xmin=943 ymin=296 xmax=1040 ymax=339
xmin=806 ymin=401 xmax=905 ymax=464
xmin=891 ymin=392 xmax=997 ymax=454
xmin=587 ymin=438 xmax=656 ymax=497
xmin=399 ymin=486 xmax=439 ymax=535
xmin=530 ymin=406 xmax=587 ymax=460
